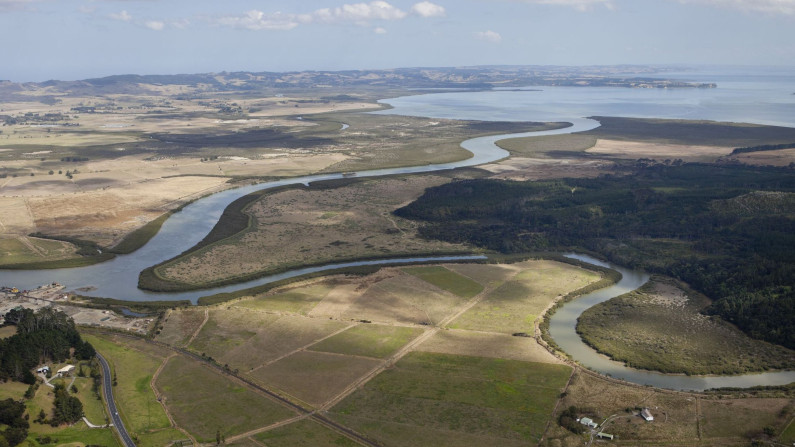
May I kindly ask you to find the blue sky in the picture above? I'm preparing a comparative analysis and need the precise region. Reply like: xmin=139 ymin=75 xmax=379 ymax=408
xmin=1 ymin=0 xmax=794 ymax=82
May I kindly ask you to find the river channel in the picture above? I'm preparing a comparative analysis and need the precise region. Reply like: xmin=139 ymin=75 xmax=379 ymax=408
xmin=2 ymin=74 xmax=794 ymax=390
xmin=551 ymin=254 xmax=795 ymax=391
xmin=0 ymin=117 xmax=598 ymax=302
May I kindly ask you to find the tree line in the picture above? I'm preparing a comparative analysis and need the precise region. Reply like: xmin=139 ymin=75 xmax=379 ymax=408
xmin=0 ymin=308 xmax=95 ymax=383
xmin=395 ymin=163 xmax=795 ymax=349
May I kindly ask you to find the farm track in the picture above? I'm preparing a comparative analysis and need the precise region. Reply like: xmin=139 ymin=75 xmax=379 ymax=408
xmin=318 ymin=281 xmax=500 ymax=411
xmin=249 ymin=322 xmax=358 ymax=373
xmin=185 ymin=308 xmax=208 ymax=347
xmin=89 ymin=330 xmax=382 ymax=447
xmin=150 ymin=354 xmax=197 ymax=445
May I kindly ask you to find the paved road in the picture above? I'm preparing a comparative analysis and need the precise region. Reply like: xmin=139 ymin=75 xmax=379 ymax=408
xmin=97 ymin=353 xmax=136 ymax=447
xmin=90 ymin=330 xmax=381 ymax=447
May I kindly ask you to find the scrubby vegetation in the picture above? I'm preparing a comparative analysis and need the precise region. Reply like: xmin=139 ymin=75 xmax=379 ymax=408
xmin=577 ymin=279 xmax=795 ymax=374
xmin=396 ymin=163 xmax=795 ymax=349
xmin=0 ymin=398 xmax=29 ymax=446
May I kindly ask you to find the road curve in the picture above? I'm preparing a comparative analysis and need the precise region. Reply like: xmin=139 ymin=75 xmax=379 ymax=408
xmin=97 ymin=353 xmax=136 ymax=447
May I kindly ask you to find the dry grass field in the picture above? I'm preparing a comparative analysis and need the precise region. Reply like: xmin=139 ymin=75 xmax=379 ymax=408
xmin=155 ymin=355 xmax=297 ymax=443
xmin=586 ymin=139 xmax=733 ymax=162
xmin=728 ymin=148 xmax=795 ymax=166
xmin=249 ymin=350 xmax=381 ymax=406
xmin=416 ymin=329 xmax=560 ymax=363
xmin=155 ymin=308 xmax=207 ymax=347
xmin=338 ymin=269 xmax=473 ymax=325
xmin=449 ymin=260 xmax=601 ymax=334
xmin=308 ymin=324 xmax=424 ymax=359
xmin=488 ymin=133 xmax=614 ymax=180
xmin=188 ymin=309 xmax=349 ymax=371
xmin=3 ymin=89 xmax=542 ymax=266
xmin=155 ymin=176 xmax=472 ymax=288
xmin=544 ymin=369 xmax=794 ymax=447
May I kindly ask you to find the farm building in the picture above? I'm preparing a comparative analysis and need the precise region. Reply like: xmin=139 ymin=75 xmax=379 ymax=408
xmin=57 ymin=365 xmax=75 ymax=376
xmin=641 ymin=408 xmax=654 ymax=422
xmin=578 ymin=417 xmax=598 ymax=428
xmin=597 ymin=432 xmax=614 ymax=440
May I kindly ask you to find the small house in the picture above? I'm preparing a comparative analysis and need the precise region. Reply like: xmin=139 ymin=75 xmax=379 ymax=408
xmin=36 ymin=366 xmax=50 ymax=374
xmin=641 ymin=408 xmax=654 ymax=422
xmin=578 ymin=417 xmax=598 ymax=428
xmin=57 ymin=365 xmax=75 ymax=377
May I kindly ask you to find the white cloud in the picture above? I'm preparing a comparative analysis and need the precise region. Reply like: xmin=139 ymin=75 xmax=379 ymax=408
xmin=216 ymin=10 xmax=300 ymax=30
xmin=411 ymin=1 xmax=446 ymax=17
xmin=215 ymin=1 xmax=441 ymax=31
xmin=144 ymin=20 xmax=164 ymax=31
xmin=675 ymin=0 xmax=795 ymax=15
xmin=313 ymin=1 xmax=407 ymax=23
xmin=475 ymin=30 xmax=502 ymax=43
xmin=374 ymin=26 xmax=388 ymax=34
xmin=171 ymin=19 xmax=190 ymax=29
xmin=109 ymin=10 xmax=132 ymax=22
xmin=516 ymin=0 xmax=614 ymax=11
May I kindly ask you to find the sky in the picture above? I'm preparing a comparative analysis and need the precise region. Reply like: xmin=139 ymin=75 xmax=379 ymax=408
xmin=1 ymin=0 xmax=794 ymax=82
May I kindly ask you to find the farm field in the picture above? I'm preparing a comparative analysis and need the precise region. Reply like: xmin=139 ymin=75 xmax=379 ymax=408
xmin=401 ymin=265 xmax=483 ymax=298
xmin=142 ymin=260 xmax=607 ymax=445
xmin=233 ymin=282 xmax=336 ymax=315
xmin=81 ymin=333 xmax=183 ymax=447
xmin=307 ymin=324 xmax=424 ymax=359
xmin=252 ymin=418 xmax=360 ymax=447
xmin=449 ymin=260 xmax=601 ymax=334
xmin=329 ymin=352 xmax=572 ymax=446
xmin=187 ymin=309 xmax=349 ymax=372
xmin=576 ymin=278 xmax=795 ymax=375
xmin=416 ymin=329 xmax=560 ymax=363
xmin=154 ymin=355 xmax=297 ymax=443
xmin=248 ymin=350 xmax=381 ymax=406
xmin=79 ymin=259 xmax=795 ymax=446
xmin=155 ymin=308 xmax=207 ymax=347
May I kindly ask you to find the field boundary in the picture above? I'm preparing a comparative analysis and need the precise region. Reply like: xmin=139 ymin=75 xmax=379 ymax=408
xmin=85 ymin=329 xmax=383 ymax=447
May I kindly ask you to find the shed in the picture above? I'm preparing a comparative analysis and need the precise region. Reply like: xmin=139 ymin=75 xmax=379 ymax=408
xmin=641 ymin=408 xmax=654 ymax=422
xmin=597 ymin=432 xmax=614 ymax=440
xmin=57 ymin=365 xmax=75 ymax=376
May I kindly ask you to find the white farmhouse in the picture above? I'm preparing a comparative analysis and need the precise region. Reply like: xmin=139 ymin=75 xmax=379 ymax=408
xmin=57 ymin=365 xmax=75 ymax=377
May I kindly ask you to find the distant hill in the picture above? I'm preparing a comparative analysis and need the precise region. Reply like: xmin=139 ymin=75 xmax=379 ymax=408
xmin=0 ymin=65 xmax=716 ymax=102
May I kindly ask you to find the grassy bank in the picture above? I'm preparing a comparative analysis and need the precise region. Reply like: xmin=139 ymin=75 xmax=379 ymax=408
xmin=106 ymin=210 xmax=175 ymax=255
xmin=1 ymin=209 xmax=178 ymax=270
xmin=537 ymin=257 xmax=623 ymax=356
xmin=576 ymin=278 xmax=795 ymax=375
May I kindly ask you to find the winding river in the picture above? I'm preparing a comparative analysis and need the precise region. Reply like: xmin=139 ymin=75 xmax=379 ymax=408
xmin=2 ymin=73 xmax=795 ymax=390
xmin=0 ymin=117 xmax=598 ymax=302
xmin=553 ymin=254 xmax=795 ymax=391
